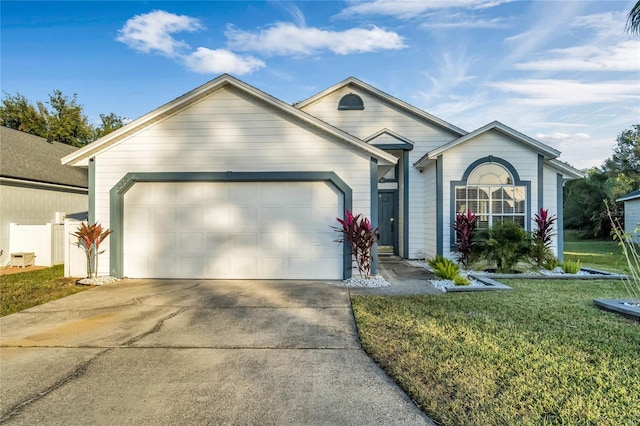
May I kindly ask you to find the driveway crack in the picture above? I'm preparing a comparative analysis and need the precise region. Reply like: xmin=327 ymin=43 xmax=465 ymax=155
xmin=0 ymin=348 xmax=111 ymax=424
xmin=122 ymin=307 xmax=188 ymax=346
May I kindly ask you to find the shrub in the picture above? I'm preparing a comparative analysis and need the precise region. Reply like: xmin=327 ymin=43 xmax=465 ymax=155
xmin=72 ymin=222 xmax=111 ymax=278
xmin=531 ymin=208 xmax=557 ymax=268
xmin=453 ymin=275 xmax=471 ymax=286
xmin=452 ymin=209 xmax=478 ymax=268
xmin=333 ymin=209 xmax=378 ymax=278
xmin=428 ymin=255 xmax=460 ymax=280
xmin=561 ymin=259 xmax=581 ymax=274
xmin=476 ymin=221 xmax=531 ymax=273
xmin=542 ymin=256 xmax=560 ymax=271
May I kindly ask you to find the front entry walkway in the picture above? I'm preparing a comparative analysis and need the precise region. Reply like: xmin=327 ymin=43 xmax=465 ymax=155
xmin=0 ymin=279 xmax=433 ymax=425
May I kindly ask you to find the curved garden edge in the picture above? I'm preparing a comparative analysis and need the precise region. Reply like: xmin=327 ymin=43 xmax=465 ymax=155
xmin=593 ymin=299 xmax=640 ymax=320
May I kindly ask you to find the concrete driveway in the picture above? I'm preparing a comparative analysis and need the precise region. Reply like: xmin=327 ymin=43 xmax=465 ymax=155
xmin=0 ymin=279 xmax=433 ymax=425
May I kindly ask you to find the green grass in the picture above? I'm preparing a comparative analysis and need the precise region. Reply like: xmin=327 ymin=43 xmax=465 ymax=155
xmin=352 ymin=280 xmax=639 ymax=426
xmin=0 ymin=265 xmax=90 ymax=316
xmin=564 ymin=240 xmax=628 ymax=274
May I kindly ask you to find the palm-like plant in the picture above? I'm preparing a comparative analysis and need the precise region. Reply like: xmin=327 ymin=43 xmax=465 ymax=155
xmin=627 ymin=1 xmax=640 ymax=35
xmin=73 ymin=222 xmax=112 ymax=278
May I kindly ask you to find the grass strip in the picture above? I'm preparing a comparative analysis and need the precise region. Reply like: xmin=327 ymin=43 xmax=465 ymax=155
xmin=352 ymin=279 xmax=640 ymax=425
xmin=1 ymin=265 xmax=89 ymax=316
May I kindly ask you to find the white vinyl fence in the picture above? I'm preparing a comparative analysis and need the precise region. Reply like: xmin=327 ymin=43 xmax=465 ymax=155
xmin=64 ymin=218 xmax=89 ymax=278
xmin=9 ymin=223 xmax=65 ymax=267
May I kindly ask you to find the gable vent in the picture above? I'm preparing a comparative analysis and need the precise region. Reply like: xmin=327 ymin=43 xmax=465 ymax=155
xmin=338 ymin=93 xmax=364 ymax=110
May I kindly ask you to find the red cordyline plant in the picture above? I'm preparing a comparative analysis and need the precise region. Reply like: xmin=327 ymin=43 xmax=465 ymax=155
xmin=333 ymin=209 xmax=379 ymax=279
xmin=453 ymin=209 xmax=478 ymax=268
xmin=532 ymin=208 xmax=557 ymax=267
xmin=73 ymin=222 xmax=112 ymax=278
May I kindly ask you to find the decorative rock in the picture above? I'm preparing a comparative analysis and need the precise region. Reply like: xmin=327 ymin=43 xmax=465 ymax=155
xmin=344 ymin=275 xmax=391 ymax=288
xmin=76 ymin=276 xmax=119 ymax=286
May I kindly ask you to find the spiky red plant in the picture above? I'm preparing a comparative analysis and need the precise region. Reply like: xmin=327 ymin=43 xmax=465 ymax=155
xmin=333 ymin=209 xmax=379 ymax=278
xmin=453 ymin=209 xmax=478 ymax=268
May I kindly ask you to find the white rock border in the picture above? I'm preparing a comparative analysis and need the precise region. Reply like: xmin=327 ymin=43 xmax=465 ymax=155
xmin=344 ymin=274 xmax=391 ymax=288
xmin=76 ymin=276 xmax=119 ymax=286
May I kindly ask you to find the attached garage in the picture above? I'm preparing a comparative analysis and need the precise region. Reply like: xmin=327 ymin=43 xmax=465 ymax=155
xmin=62 ymin=75 xmax=397 ymax=280
xmin=122 ymin=179 xmax=343 ymax=279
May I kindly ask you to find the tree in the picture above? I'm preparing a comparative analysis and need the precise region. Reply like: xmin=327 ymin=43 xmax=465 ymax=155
xmin=603 ymin=124 xmax=640 ymax=181
xmin=0 ymin=90 xmax=126 ymax=146
xmin=0 ymin=92 xmax=48 ymax=136
xmin=93 ymin=112 xmax=126 ymax=140
xmin=46 ymin=90 xmax=93 ymax=147
xmin=627 ymin=1 xmax=640 ymax=35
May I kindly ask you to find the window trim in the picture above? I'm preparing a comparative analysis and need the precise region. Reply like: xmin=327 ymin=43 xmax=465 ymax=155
xmin=449 ymin=156 xmax=531 ymax=249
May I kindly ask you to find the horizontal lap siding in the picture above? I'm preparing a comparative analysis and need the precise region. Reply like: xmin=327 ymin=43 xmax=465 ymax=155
xmin=300 ymin=86 xmax=459 ymax=258
xmin=442 ymin=131 xmax=539 ymax=258
xmin=423 ymin=164 xmax=437 ymax=259
xmin=543 ymin=166 xmax=559 ymax=256
xmin=93 ymin=86 xmax=371 ymax=276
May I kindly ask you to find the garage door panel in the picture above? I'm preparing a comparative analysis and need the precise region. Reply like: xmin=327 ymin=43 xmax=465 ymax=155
xmin=124 ymin=181 xmax=343 ymax=279
xmin=203 ymin=207 xmax=231 ymax=229
xmin=179 ymin=232 xmax=204 ymax=254
xmin=206 ymin=233 xmax=230 ymax=254
xmin=230 ymin=207 xmax=258 ymax=230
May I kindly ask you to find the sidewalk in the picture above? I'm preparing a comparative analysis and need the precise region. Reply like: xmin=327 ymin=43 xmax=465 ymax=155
xmin=349 ymin=256 xmax=442 ymax=295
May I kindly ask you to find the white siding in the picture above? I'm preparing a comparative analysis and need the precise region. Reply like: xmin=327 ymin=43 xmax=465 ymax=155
xmin=93 ymin=86 xmax=372 ymax=276
xmin=0 ymin=183 xmax=87 ymax=265
xmin=300 ymin=86 xmax=459 ymax=258
xmin=422 ymin=162 xmax=437 ymax=259
xmin=441 ymin=130 xmax=540 ymax=258
xmin=542 ymin=166 xmax=560 ymax=256
xmin=624 ymin=199 xmax=640 ymax=242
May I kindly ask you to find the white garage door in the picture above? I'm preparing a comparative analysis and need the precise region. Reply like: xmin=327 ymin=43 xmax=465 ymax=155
xmin=123 ymin=181 xmax=343 ymax=279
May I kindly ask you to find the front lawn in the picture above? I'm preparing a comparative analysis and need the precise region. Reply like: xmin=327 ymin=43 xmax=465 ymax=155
xmin=564 ymin=239 xmax=628 ymax=274
xmin=0 ymin=265 xmax=89 ymax=316
xmin=352 ymin=279 xmax=639 ymax=425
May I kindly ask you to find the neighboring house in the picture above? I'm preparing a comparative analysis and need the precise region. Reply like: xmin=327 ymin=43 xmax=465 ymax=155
xmin=62 ymin=74 xmax=583 ymax=280
xmin=617 ymin=189 xmax=640 ymax=242
xmin=0 ymin=127 xmax=88 ymax=265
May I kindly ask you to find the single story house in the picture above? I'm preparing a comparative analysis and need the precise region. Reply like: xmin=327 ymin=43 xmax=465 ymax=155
xmin=62 ymin=74 xmax=583 ymax=280
xmin=617 ymin=189 xmax=640 ymax=242
xmin=1 ymin=127 xmax=88 ymax=266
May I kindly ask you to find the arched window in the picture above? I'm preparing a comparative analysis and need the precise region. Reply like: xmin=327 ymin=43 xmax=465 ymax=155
xmin=338 ymin=93 xmax=364 ymax=110
xmin=455 ymin=162 xmax=526 ymax=228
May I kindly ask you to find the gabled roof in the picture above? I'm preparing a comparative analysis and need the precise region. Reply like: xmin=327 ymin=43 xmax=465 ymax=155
xmin=62 ymin=74 xmax=397 ymax=167
xmin=414 ymin=121 xmax=561 ymax=167
xmin=364 ymin=128 xmax=414 ymax=149
xmin=617 ymin=189 xmax=640 ymax=202
xmin=295 ymin=77 xmax=467 ymax=137
xmin=547 ymin=159 xmax=584 ymax=180
xmin=0 ymin=127 xmax=87 ymax=188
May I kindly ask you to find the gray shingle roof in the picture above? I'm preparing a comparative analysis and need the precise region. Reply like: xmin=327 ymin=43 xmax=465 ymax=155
xmin=1 ymin=127 xmax=88 ymax=188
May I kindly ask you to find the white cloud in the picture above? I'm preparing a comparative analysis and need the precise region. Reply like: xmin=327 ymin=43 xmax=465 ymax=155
xmin=514 ymin=11 xmax=640 ymax=72
xmin=116 ymin=10 xmax=203 ymax=57
xmin=225 ymin=22 xmax=406 ymax=56
xmin=515 ymin=40 xmax=640 ymax=72
xmin=183 ymin=48 xmax=264 ymax=74
xmin=489 ymin=79 xmax=639 ymax=106
xmin=117 ymin=10 xmax=263 ymax=75
xmin=337 ymin=0 xmax=510 ymax=19
xmin=422 ymin=17 xmax=509 ymax=29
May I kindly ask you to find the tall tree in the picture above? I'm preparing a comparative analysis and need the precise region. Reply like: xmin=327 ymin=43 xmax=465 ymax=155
xmin=1 ymin=91 xmax=126 ymax=146
xmin=93 ymin=112 xmax=126 ymax=140
xmin=603 ymin=124 xmax=640 ymax=181
xmin=627 ymin=1 xmax=640 ymax=35
xmin=46 ymin=90 xmax=93 ymax=147
xmin=0 ymin=92 xmax=48 ymax=136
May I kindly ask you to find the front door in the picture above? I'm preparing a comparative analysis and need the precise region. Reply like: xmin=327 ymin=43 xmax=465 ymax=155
xmin=378 ymin=191 xmax=397 ymax=254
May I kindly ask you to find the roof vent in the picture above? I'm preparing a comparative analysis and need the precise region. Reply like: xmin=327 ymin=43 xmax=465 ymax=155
xmin=338 ymin=93 xmax=364 ymax=110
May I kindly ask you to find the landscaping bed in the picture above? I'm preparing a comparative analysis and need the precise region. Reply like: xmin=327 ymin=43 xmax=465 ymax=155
xmin=351 ymin=279 xmax=640 ymax=425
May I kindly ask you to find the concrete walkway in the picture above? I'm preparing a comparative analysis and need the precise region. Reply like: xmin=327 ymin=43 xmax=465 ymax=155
xmin=350 ymin=257 xmax=442 ymax=296
xmin=0 ymin=279 xmax=433 ymax=425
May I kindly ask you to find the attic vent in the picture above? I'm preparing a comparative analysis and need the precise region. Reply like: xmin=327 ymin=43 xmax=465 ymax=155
xmin=338 ymin=93 xmax=364 ymax=110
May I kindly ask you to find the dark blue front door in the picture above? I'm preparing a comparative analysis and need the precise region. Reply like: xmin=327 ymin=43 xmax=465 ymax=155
xmin=378 ymin=192 xmax=396 ymax=254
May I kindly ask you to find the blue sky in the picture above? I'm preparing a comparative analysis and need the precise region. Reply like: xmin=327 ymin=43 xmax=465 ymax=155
xmin=2 ymin=0 xmax=638 ymax=169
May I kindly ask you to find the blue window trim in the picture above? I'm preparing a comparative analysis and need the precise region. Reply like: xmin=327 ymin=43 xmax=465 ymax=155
xmin=109 ymin=171 xmax=353 ymax=279
xmin=557 ymin=173 xmax=564 ymax=261
xmin=88 ymin=158 xmax=95 ymax=224
xmin=449 ymin=156 xmax=531 ymax=250
xmin=338 ymin=93 xmax=364 ymax=110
